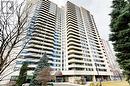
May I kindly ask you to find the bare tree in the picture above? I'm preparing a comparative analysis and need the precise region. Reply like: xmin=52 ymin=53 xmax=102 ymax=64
xmin=0 ymin=0 xmax=32 ymax=80
xmin=36 ymin=67 xmax=55 ymax=86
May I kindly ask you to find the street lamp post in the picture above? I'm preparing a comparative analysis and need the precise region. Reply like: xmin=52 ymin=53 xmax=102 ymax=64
xmin=95 ymin=63 xmax=102 ymax=86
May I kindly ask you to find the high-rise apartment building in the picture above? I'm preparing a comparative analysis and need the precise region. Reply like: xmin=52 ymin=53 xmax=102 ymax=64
xmin=11 ymin=0 xmax=63 ymax=82
xmin=10 ymin=0 xmax=114 ymax=84
xmin=62 ymin=2 xmax=112 ymax=82
xmin=22 ymin=0 xmax=62 ymax=71
xmin=101 ymin=39 xmax=122 ymax=80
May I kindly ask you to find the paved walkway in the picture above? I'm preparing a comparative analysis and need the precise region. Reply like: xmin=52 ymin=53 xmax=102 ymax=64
xmin=53 ymin=80 xmax=129 ymax=86
xmin=53 ymin=82 xmax=85 ymax=86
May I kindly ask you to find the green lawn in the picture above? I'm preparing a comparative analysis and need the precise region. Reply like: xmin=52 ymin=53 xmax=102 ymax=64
xmin=97 ymin=80 xmax=129 ymax=86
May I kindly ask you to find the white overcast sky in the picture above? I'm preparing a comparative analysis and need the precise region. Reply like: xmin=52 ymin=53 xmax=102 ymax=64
xmin=50 ymin=0 xmax=112 ymax=41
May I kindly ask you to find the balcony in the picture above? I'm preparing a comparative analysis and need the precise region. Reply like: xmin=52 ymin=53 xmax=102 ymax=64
xmin=68 ymin=59 xmax=84 ymax=63
xmin=68 ymin=54 xmax=83 ymax=59
xmin=68 ymin=64 xmax=85 ymax=68
xmin=68 ymin=45 xmax=82 ymax=50
xmin=68 ymin=50 xmax=82 ymax=55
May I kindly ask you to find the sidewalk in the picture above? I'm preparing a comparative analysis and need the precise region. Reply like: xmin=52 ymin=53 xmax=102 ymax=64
xmin=53 ymin=80 xmax=129 ymax=86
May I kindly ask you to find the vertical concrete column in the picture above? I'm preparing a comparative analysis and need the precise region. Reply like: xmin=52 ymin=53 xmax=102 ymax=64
xmin=109 ymin=75 xmax=112 ymax=81
xmin=93 ymin=75 xmax=96 ymax=82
